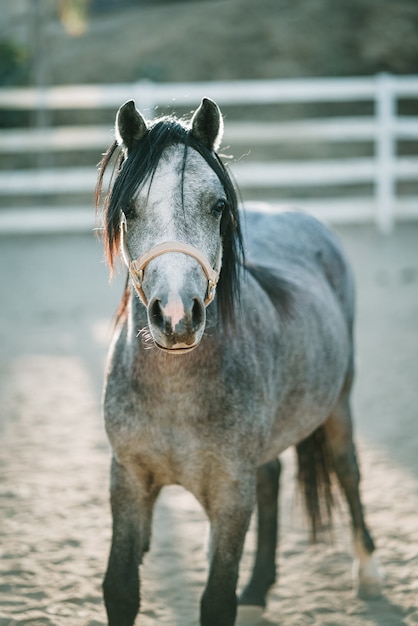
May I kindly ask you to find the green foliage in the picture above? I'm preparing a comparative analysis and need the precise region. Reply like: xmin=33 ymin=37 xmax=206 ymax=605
xmin=0 ymin=38 xmax=30 ymax=86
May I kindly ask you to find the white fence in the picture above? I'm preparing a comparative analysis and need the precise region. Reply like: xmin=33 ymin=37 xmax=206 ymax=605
xmin=0 ymin=74 xmax=417 ymax=233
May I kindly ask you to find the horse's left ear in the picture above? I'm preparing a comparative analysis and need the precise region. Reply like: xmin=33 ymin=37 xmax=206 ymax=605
xmin=115 ymin=100 xmax=147 ymax=153
xmin=190 ymin=98 xmax=224 ymax=151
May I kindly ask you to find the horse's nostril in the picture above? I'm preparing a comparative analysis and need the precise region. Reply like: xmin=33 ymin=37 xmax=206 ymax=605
xmin=191 ymin=298 xmax=204 ymax=330
xmin=150 ymin=298 xmax=164 ymax=328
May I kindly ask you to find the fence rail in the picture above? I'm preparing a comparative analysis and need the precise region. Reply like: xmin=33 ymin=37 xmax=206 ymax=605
xmin=0 ymin=74 xmax=417 ymax=233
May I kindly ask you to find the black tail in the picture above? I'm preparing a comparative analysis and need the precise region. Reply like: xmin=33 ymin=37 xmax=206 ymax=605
xmin=295 ymin=425 xmax=335 ymax=542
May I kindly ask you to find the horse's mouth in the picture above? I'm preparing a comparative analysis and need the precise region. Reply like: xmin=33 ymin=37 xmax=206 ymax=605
xmin=155 ymin=341 xmax=199 ymax=355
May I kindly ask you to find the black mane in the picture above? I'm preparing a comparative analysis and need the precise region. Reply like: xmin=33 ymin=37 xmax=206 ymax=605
xmin=95 ymin=116 xmax=244 ymax=325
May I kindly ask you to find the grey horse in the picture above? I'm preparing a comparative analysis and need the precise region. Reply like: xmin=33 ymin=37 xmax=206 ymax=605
xmin=95 ymin=97 xmax=382 ymax=626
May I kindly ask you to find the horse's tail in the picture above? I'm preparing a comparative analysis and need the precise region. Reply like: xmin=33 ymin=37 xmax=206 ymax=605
xmin=295 ymin=425 xmax=335 ymax=542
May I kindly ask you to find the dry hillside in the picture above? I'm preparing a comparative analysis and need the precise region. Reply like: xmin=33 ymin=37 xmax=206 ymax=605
xmin=2 ymin=0 xmax=418 ymax=85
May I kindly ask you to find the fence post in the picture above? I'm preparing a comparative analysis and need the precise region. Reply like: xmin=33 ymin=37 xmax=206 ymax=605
xmin=31 ymin=0 xmax=51 ymax=169
xmin=375 ymin=73 xmax=396 ymax=233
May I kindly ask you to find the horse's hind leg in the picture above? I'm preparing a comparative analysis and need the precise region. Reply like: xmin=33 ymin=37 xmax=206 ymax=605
xmin=103 ymin=457 xmax=160 ymax=626
xmin=325 ymin=392 xmax=382 ymax=598
xmin=239 ymin=458 xmax=281 ymax=610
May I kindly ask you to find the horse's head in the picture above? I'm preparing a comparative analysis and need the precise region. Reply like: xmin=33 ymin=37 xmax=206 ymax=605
xmin=97 ymin=98 xmax=243 ymax=353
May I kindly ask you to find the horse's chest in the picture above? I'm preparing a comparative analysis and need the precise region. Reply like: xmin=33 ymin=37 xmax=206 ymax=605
xmin=104 ymin=374 xmax=218 ymax=479
xmin=112 ymin=414 xmax=213 ymax=488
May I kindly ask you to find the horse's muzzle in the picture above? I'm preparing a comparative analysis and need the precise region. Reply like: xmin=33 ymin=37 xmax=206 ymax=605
xmin=148 ymin=295 xmax=206 ymax=353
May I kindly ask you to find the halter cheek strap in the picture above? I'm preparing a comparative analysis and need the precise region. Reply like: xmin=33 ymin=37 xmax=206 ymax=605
xmin=120 ymin=213 xmax=222 ymax=307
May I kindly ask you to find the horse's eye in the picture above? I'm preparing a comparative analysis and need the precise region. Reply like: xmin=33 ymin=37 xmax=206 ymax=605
xmin=212 ymin=198 xmax=227 ymax=217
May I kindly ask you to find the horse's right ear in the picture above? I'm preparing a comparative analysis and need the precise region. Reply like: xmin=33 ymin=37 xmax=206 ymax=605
xmin=190 ymin=98 xmax=224 ymax=151
xmin=115 ymin=100 xmax=147 ymax=152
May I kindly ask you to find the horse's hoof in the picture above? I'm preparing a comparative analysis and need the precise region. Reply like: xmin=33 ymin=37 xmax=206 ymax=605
xmin=353 ymin=556 xmax=384 ymax=599
xmin=236 ymin=604 xmax=264 ymax=625
xmin=356 ymin=584 xmax=382 ymax=599
xmin=355 ymin=577 xmax=382 ymax=599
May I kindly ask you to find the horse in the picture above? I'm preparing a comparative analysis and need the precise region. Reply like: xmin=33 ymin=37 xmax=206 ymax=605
xmin=95 ymin=97 xmax=382 ymax=626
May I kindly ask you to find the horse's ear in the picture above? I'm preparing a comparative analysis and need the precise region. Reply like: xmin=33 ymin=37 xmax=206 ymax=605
xmin=115 ymin=100 xmax=147 ymax=152
xmin=190 ymin=98 xmax=224 ymax=151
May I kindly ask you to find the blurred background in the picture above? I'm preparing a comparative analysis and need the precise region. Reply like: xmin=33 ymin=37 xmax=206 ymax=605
xmin=0 ymin=0 xmax=417 ymax=229
xmin=2 ymin=0 xmax=418 ymax=85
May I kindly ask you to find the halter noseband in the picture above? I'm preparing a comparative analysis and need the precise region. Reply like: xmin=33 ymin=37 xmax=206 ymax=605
xmin=120 ymin=213 xmax=222 ymax=307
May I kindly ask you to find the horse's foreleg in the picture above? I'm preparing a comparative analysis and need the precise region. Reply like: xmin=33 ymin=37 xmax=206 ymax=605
xmin=239 ymin=458 xmax=281 ymax=609
xmin=200 ymin=479 xmax=255 ymax=626
xmin=103 ymin=457 xmax=160 ymax=626
xmin=325 ymin=397 xmax=382 ymax=599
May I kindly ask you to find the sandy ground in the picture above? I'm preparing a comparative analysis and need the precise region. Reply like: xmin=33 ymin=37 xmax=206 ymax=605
xmin=0 ymin=222 xmax=417 ymax=626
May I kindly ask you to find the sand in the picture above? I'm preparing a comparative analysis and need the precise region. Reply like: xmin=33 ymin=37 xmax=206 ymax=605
xmin=0 ymin=223 xmax=417 ymax=626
